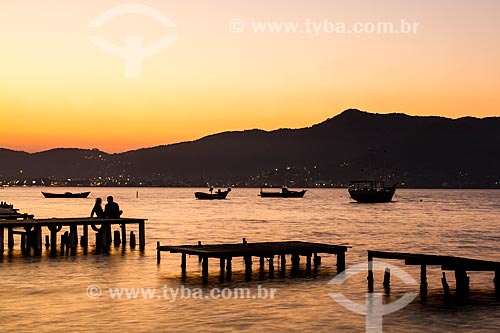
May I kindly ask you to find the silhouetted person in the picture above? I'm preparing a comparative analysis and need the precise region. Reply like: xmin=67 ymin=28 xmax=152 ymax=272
xmin=90 ymin=198 xmax=105 ymax=218
xmin=104 ymin=196 xmax=122 ymax=218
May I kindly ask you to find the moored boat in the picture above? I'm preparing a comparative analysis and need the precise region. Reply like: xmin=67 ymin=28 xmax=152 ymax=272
xmin=42 ymin=191 xmax=91 ymax=198
xmin=259 ymin=187 xmax=307 ymax=198
xmin=348 ymin=181 xmax=397 ymax=203
xmin=195 ymin=188 xmax=231 ymax=200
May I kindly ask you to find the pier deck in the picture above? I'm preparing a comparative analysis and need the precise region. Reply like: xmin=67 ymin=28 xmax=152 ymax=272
xmin=0 ymin=217 xmax=147 ymax=256
xmin=367 ymin=250 xmax=500 ymax=301
xmin=157 ymin=240 xmax=349 ymax=282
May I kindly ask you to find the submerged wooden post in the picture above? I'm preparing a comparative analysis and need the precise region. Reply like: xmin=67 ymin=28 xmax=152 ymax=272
xmin=0 ymin=227 xmax=5 ymax=254
xmin=280 ymin=254 xmax=287 ymax=276
xmin=20 ymin=234 xmax=26 ymax=254
xmin=105 ymin=224 xmax=112 ymax=247
xmin=48 ymin=225 xmax=62 ymax=256
xmin=337 ymin=250 xmax=346 ymax=273
xmin=441 ymin=272 xmax=451 ymax=301
xmin=138 ymin=220 xmax=145 ymax=250
xmin=181 ymin=253 xmax=187 ymax=278
xmin=156 ymin=241 xmax=161 ymax=264
xmin=95 ymin=233 xmax=102 ymax=255
xmin=314 ymin=253 xmax=322 ymax=266
xmin=420 ymin=265 xmax=428 ymax=300
xmin=226 ymin=257 xmax=232 ymax=282
xmin=24 ymin=227 xmax=33 ymax=256
xmin=495 ymin=270 xmax=499 ymax=297
xmin=245 ymin=256 xmax=252 ymax=280
xmin=82 ymin=224 xmax=89 ymax=246
xmin=60 ymin=232 xmax=66 ymax=255
xmin=130 ymin=231 xmax=136 ymax=248
xmin=198 ymin=241 xmax=202 ymax=263
xmin=70 ymin=225 xmax=78 ymax=246
xmin=306 ymin=254 xmax=312 ymax=274
xmin=220 ymin=258 xmax=225 ymax=281
xmin=455 ymin=269 xmax=470 ymax=303
xmin=8 ymin=227 xmax=14 ymax=250
xmin=45 ymin=235 xmax=50 ymax=250
xmin=82 ymin=224 xmax=89 ymax=254
xmin=202 ymin=256 xmax=209 ymax=283
xmin=70 ymin=225 xmax=78 ymax=255
xmin=34 ymin=226 xmax=42 ymax=256
xmin=64 ymin=231 xmax=70 ymax=256
xmin=269 ymin=257 xmax=274 ymax=278
xmin=368 ymin=253 xmax=374 ymax=292
xmin=383 ymin=267 xmax=391 ymax=289
xmin=113 ymin=230 xmax=121 ymax=246
xmin=100 ymin=227 xmax=107 ymax=252
xmin=291 ymin=254 xmax=300 ymax=274
xmin=121 ymin=223 xmax=127 ymax=246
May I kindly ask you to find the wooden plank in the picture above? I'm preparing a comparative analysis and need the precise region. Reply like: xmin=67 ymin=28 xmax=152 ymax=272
xmin=369 ymin=250 xmax=500 ymax=272
xmin=158 ymin=241 xmax=349 ymax=259
xmin=0 ymin=217 xmax=147 ymax=228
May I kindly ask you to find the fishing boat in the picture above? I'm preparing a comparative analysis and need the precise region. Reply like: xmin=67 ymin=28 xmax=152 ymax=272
xmin=348 ymin=181 xmax=397 ymax=203
xmin=41 ymin=191 xmax=91 ymax=198
xmin=195 ymin=188 xmax=231 ymax=200
xmin=259 ymin=187 xmax=307 ymax=198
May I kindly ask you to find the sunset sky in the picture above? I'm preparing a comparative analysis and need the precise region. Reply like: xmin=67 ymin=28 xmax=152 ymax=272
xmin=1 ymin=0 xmax=499 ymax=153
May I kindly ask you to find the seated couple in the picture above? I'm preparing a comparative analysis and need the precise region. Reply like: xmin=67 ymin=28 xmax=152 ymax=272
xmin=90 ymin=196 xmax=123 ymax=218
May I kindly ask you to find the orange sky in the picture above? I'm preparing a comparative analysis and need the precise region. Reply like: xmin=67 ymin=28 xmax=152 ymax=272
xmin=1 ymin=0 xmax=499 ymax=153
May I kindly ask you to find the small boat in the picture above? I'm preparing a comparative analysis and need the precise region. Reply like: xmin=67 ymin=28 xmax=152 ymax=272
xmin=42 ymin=191 xmax=91 ymax=198
xmin=259 ymin=187 xmax=307 ymax=198
xmin=195 ymin=188 xmax=231 ymax=200
xmin=348 ymin=181 xmax=397 ymax=203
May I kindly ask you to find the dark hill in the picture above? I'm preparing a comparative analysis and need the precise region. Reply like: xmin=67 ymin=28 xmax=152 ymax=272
xmin=1 ymin=109 xmax=500 ymax=188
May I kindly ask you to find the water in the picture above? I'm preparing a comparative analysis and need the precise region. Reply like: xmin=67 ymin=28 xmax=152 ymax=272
xmin=0 ymin=188 xmax=499 ymax=332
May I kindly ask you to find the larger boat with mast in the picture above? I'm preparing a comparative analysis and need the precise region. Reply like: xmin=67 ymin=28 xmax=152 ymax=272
xmin=348 ymin=149 xmax=397 ymax=203
xmin=348 ymin=180 xmax=397 ymax=203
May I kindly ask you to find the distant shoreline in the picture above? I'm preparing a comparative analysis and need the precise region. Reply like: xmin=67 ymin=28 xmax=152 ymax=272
xmin=2 ymin=186 xmax=499 ymax=190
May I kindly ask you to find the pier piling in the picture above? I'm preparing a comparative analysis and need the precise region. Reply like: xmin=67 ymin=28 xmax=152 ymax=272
xmin=269 ymin=257 xmax=274 ymax=278
xmin=0 ymin=227 xmax=4 ymax=254
xmin=121 ymin=224 xmax=127 ymax=246
xmin=442 ymin=272 xmax=451 ymax=301
xmin=8 ymin=227 xmax=14 ymax=250
xmin=337 ymin=250 xmax=346 ymax=273
xmin=130 ymin=231 xmax=136 ymax=248
xmin=220 ymin=258 xmax=225 ymax=281
xmin=420 ymin=265 xmax=428 ymax=300
xmin=245 ymin=256 xmax=252 ymax=281
xmin=306 ymin=254 xmax=312 ymax=274
xmin=383 ymin=267 xmax=391 ymax=289
xmin=281 ymin=254 xmax=287 ymax=276
xmin=226 ymin=257 xmax=232 ymax=282
xmin=202 ymin=256 xmax=209 ymax=283
xmin=113 ymin=230 xmax=121 ymax=246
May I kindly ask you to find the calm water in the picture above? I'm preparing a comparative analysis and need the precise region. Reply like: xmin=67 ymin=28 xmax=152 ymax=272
xmin=0 ymin=188 xmax=499 ymax=332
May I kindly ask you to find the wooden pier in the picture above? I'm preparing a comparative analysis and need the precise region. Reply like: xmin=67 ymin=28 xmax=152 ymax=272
xmin=157 ymin=240 xmax=349 ymax=282
xmin=367 ymin=250 xmax=500 ymax=302
xmin=0 ymin=217 xmax=147 ymax=256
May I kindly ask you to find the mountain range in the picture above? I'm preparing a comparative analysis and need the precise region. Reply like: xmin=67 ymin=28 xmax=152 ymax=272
xmin=1 ymin=109 xmax=500 ymax=188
